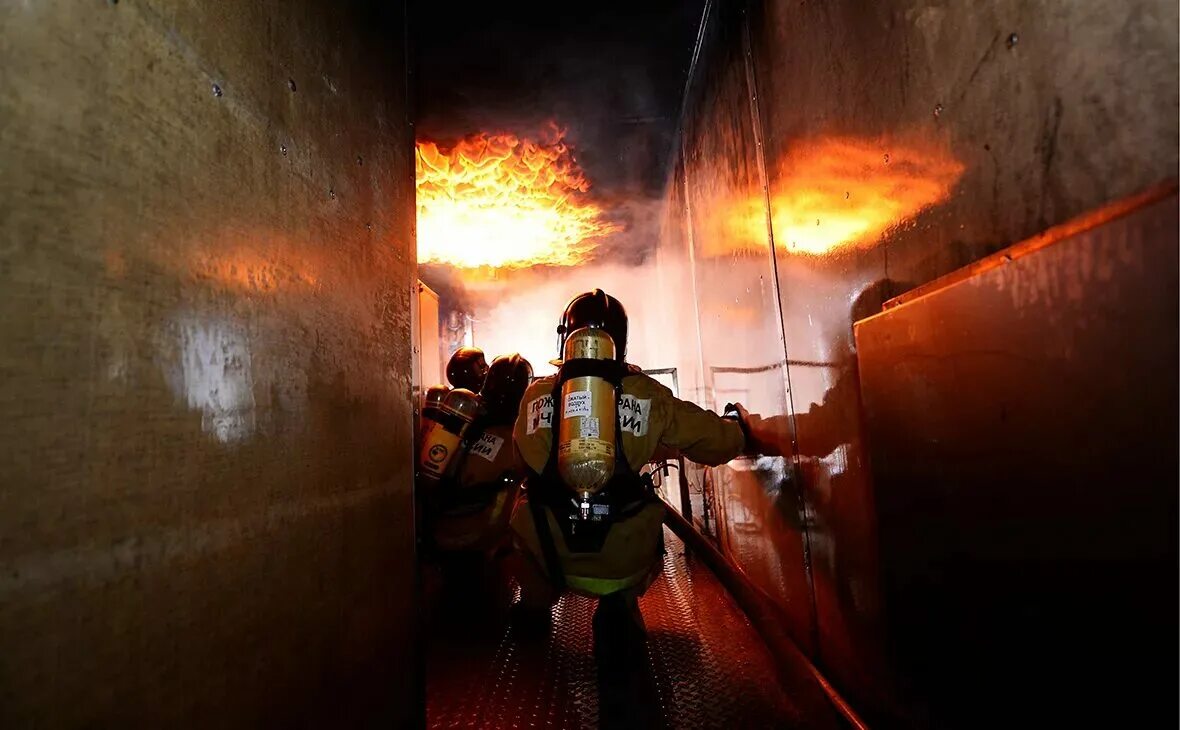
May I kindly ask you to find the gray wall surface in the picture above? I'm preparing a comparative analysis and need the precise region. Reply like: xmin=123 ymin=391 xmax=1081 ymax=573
xmin=0 ymin=0 xmax=418 ymax=726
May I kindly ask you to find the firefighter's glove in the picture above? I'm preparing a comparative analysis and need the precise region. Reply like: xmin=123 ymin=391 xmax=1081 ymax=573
xmin=723 ymin=402 xmax=755 ymax=454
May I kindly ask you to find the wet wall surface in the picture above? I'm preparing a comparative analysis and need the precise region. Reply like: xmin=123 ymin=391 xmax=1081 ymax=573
xmin=0 ymin=1 xmax=416 ymax=726
xmin=652 ymin=0 xmax=1178 ymax=723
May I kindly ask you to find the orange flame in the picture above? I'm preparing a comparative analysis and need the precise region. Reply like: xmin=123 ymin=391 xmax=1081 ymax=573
xmin=711 ymin=136 xmax=964 ymax=257
xmin=416 ymin=128 xmax=620 ymax=269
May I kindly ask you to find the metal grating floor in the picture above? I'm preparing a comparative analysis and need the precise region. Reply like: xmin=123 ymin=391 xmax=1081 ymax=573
xmin=425 ymin=528 xmax=840 ymax=729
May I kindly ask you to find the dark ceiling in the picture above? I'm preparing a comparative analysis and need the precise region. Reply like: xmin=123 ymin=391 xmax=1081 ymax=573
xmin=410 ymin=0 xmax=706 ymax=200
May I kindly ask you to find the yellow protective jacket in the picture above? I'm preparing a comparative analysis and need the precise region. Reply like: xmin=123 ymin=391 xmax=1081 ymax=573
xmin=431 ymin=421 xmax=522 ymax=553
xmin=511 ymin=370 xmax=744 ymax=595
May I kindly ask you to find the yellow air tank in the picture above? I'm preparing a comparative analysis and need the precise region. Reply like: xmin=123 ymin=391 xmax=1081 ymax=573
xmin=422 ymin=384 xmax=449 ymax=419
xmin=418 ymin=387 xmax=482 ymax=481
xmin=556 ymin=326 xmax=617 ymax=498
xmin=418 ymin=384 xmax=449 ymax=448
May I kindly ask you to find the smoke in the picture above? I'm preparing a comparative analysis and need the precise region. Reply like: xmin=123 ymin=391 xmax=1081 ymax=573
xmin=418 ymin=263 xmax=474 ymax=314
xmin=464 ymin=259 xmax=670 ymax=377
xmin=412 ymin=0 xmax=701 ymax=200
xmin=592 ymin=197 xmax=663 ymax=267
xmin=417 ymin=189 xmax=666 ymax=360
xmin=412 ymin=0 xmax=704 ymax=365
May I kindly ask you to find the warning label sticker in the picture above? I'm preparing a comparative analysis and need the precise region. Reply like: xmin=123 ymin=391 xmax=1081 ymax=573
xmin=563 ymin=391 xmax=593 ymax=418
xmin=526 ymin=395 xmax=554 ymax=434
xmin=469 ymin=432 xmax=504 ymax=462
xmin=557 ymin=439 xmax=615 ymax=460
xmin=618 ymin=395 xmax=651 ymax=437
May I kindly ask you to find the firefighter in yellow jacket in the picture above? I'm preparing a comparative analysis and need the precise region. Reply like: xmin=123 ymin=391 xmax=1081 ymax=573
xmin=510 ymin=289 xmax=748 ymax=636
xmin=427 ymin=354 xmax=532 ymax=620
xmin=432 ymin=353 xmax=532 ymax=554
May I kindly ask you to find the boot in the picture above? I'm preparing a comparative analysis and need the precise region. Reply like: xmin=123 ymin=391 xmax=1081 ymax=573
xmin=593 ymin=592 xmax=646 ymax=640
xmin=593 ymin=593 xmax=662 ymax=729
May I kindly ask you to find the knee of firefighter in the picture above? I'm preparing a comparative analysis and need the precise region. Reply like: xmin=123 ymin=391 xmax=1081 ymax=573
xmin=433 ymin=489 xmax=517 ymax=553
xmin=504 ymin=549 xmax=559 ymax=607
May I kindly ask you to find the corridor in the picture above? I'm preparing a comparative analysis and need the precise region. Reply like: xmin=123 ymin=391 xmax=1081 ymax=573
xmin=426 ymin=529 xmax=841 ymax=729
xmin=1 ymin=0 xmax=1176 ymax=727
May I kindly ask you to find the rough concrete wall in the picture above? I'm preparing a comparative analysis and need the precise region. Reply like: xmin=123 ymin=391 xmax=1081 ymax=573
xmin=0 ymin=1 xmax=417 ymax=726
xmin=749 ymin=0 xmax=1179 ymax=284
xmin=655 ymin=0 xmax=1177 ymax=724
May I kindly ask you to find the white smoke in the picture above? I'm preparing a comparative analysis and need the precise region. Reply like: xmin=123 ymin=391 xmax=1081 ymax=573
xmin=469 ymin=259 xmax=671 ymax=377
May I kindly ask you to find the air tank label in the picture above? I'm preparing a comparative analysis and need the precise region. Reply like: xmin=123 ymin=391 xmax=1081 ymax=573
xmin=579 ymin=416 xmax=600 ymax=439
xmin=618 ymin=395 xmax=651 ymax=437
xmin=563 ymin=391 xmax=593 ymax=418
xmin=526 ymin=394 xmax=553 ymax=434
xmin=469 ymin=432 xmax=504 ymax=462
xmin=558 ymin=438 xmax=614 ymax=459
xmin=419 ymin=427 xmax=461 ymax=477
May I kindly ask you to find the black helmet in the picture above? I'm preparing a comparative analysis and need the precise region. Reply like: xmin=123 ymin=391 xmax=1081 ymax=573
xmin=557 ymin=289 xmax=628 ymax=361
xmin=446 ymin=347 xmax=489 ymax=391
xmin=481 ymin=354 xmax=533 ymax=423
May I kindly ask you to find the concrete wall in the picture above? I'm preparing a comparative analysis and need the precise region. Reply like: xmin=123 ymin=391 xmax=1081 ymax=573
xmin=0 ymin=1 xmax=417 ymax=726
xmin=653 ymin=0 xmax=1177 ymax=724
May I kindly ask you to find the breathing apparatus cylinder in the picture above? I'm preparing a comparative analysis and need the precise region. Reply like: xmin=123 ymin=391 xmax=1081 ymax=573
xmin=418 ymin=387 xmax=483 ymax=481
xmin=422 ymin=384 xmax=450 ymax=422
xmin=417 ymin=383 xmax=450 ymax=452
xmin=556 ymin=326 xmax=617 ymax=507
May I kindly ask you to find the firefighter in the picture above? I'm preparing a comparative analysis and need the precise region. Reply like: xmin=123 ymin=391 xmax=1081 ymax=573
xmin=428 ymin=354 xmax=533 ymax=618
xmin=509 ymin=289 xmax=749 ymax=640
xmin=432 ymin=353 xmax=532 ymax=554
xmin=446 ymin=346 xmax=489 ymax=392
xmin=414 ymin=344 xmax=488 ymax=510
xmin=414 ymin=344 xmax=486 ymax=618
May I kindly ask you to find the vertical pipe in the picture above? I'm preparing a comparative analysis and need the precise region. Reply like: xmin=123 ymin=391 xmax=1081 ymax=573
xmin=681 ymin=159 xmax=711 ymax=413
xmin=739 ymin=0 xmax=819 ymax=655
xmin=679 ymin=0 xmax=714 ymax=413
xmin=677 ymin=455 xmax=694 ymax=523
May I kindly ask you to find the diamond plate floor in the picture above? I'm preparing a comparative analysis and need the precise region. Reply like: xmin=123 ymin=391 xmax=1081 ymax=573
xmin=425 ymin=528 xmax=842 ymax=729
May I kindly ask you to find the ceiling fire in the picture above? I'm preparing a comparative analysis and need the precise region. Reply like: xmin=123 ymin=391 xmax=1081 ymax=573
xmin=415 ymin=127 xmax=620 ymax=270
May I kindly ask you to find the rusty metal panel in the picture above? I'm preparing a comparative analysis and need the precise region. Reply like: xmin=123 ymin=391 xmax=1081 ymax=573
xmin=855 ymin=195 xmax=1179 ymax=727
xmin=0 ymin=0 xmax=417 ymax=726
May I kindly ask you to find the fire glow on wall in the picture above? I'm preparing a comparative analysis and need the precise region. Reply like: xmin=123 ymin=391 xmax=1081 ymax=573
xmin=711 ymin=136 xmax=965 ymax=258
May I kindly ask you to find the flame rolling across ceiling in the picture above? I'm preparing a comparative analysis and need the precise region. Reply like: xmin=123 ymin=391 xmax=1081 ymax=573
xmin=710 ymin=136 xmax=965 ymax=257
xmin=416 ymin=126 xmax=621 ymax=270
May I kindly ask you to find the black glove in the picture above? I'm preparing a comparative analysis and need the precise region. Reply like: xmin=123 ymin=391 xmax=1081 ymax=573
xmin=722 ymin=403 xmax=752 ymax=445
